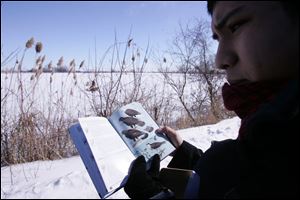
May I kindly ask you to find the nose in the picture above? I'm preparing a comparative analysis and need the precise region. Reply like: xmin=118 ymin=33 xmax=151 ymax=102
xmin=215 ymin=41 xmax=238 ymax=70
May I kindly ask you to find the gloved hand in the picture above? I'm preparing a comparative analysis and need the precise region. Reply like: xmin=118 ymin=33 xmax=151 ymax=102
xmin=124 ymin=154 xmax=164 ymax=199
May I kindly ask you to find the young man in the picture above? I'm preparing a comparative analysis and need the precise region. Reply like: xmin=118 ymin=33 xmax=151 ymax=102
xmin=124 ymin=2 xmax=299 ymax=198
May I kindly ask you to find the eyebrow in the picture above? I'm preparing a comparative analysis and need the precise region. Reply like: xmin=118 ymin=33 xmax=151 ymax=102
xmin=214 ymin=5 xmax=245 ymax=30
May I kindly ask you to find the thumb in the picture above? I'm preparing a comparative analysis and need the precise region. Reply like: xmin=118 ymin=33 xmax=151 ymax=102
xmin=147 ymin=154 xmax=160 ymax=178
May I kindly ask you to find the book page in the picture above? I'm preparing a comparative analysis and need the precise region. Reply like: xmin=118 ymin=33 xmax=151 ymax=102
xmin=69 ymin=123 xmax=107 ymax=198
xmin=77 ymin=117 xmax=135 ymax=194
xmin=108 ymin=102 xmax=176 ymax=162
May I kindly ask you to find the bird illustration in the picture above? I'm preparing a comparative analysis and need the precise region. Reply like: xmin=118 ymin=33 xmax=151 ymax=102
xmin=144 ymin=126 xmax=154 ymax=133
xmin=140 ymin=133 xmax=149 ymax=140
xmin=122 ymin=129 xmax=145 ymax=141
xmin=147 ymin=141 xmax=166 ymax=149
xmin=125 ymin=109 xmax=141 ymax=117
xmin=119 ymin=117 xmax=145 ymax=128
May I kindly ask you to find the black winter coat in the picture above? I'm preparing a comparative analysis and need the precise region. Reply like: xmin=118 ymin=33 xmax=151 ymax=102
xmin=168 ymin=80 xmax=299 ymax=198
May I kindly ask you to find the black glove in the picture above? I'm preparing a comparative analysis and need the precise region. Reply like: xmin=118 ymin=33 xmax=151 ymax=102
xmin=124 ymin=154 xmax=164 ymax=199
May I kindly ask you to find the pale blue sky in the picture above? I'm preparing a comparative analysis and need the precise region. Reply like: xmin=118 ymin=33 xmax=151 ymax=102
xmin=1 ymin=1 xmax=214 ymax=70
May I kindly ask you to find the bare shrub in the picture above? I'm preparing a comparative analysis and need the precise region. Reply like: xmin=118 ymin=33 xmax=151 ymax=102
xmin=76 ymin=31 xmax=154 ymax=118
xmin=158 ymin=19 xmax=235 ymax=127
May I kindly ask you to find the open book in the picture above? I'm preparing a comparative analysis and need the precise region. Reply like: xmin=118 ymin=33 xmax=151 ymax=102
xmin=68 ymin=102 xmax=176 ymax=198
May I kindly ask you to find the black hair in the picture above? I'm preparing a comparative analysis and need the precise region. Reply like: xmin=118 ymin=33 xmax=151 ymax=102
xmin=206 ymin=1 xmax=216 ymax=16
xmin=280 ymin=1 xmax=299 ymax=20
xmin=207 ymin=1 xmax=298 ymax=20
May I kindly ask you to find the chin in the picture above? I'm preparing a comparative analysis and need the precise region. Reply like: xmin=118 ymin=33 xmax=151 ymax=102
xmin=227 ymin=79 xmax=251 ymax=85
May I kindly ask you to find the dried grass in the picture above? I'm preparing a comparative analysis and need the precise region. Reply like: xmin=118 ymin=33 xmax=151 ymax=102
xmin=35 ymin=42 xmax=43 ymax=53
xmin=1 ymin=34 xmax=232 ymax=167
xmin=25 ymin=37 xmax=34 ymax=49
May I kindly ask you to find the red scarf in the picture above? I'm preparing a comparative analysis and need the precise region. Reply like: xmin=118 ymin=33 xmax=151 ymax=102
xmin=222 ymin=81 xmax=287 ymax=139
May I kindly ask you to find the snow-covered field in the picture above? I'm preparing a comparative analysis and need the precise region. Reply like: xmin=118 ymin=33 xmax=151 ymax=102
xmin=1 ymin=72 xmax=226 ymax=120
xmin=1 ymin=117 xmax=240 ymax=199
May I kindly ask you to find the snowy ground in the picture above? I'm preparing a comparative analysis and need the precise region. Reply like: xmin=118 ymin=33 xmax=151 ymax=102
xmin=1 ymin=117 xmax=240 ymax=199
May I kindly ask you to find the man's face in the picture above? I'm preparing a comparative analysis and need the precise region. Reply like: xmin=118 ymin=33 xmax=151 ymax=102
xmin=211 ymin=1 xmax=298 ymax=84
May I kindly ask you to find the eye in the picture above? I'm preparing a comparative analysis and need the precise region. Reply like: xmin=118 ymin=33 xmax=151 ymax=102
xmin=229 ymin=23 xmax=241 ymax=33
xmin=228 ymin=19 xmax=248 ymax=33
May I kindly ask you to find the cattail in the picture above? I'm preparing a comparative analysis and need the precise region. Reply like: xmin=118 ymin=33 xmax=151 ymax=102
xmin=47 ymin=61 xmax=52 ymax=70
xmin=163 ymin=57 xmax=167 ymax=63
xmin=35 ymin=67 xmax=42 ymax=78
xmin=35 ymin=42 xmax=43 ymax=53
xmin=57 ymin=56 xmax=64 ymax=66
xmin=73 ymin=72 xmax=77 ymax=80
xmin=50 ymin=76 xmax=53 ymax=84
xmin=144 ymin=58 xmax=148 ymax=63
xmin=30 ymin=75 xmax=35 ymax=80
xmin=36 ymin=56 xmax=41 ymax=65
xmin=137 ymin=49 xmax=140 ymax=57
xmin=131 ymin=55 xmax=135 ymax=62
xmin=79 ymin=60 xmax=84 ymax=68
xmin=25 ymin=37 xmax=35 ymax=49
xmin=41 ymin=55 xmax=46 ymax=63
xmin=128 ymin=38 xmax=133 ymax=47
xmin=69 ymin=59 xmax=75 ymax=67
xmin=68 ymin=66 xmax=75 ymax=75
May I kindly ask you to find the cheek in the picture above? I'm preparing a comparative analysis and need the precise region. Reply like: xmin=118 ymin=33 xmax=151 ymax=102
xmin=244 ymin=18 xmax=296 ymax=80
xmin=254 ymin=40 xmax=292 ymax=80
xmin=244 ymin=50 xmax=282 ymax=81
xmin=236 ymin=38 xmax=265 ymax=81
xmin=237 ymin=28 xmax=289 ymax=81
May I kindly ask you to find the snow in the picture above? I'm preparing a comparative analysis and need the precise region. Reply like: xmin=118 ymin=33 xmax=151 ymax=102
xmin=1 ymin=117 xmax=240 ymax=199
xmin=1 ymin=73 xmax=225 ymax=121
